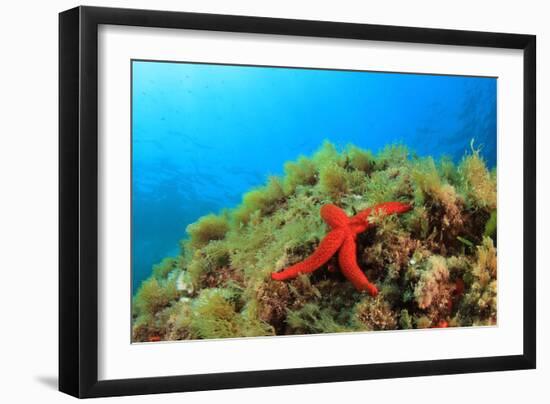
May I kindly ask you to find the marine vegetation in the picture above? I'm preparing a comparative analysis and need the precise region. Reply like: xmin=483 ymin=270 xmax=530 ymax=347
xmin=132 ymin=140 xmax=497 ymax=342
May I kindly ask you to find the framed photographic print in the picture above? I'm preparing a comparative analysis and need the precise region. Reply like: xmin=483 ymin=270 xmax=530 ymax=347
xmin=59 ymin=6 xmax=536 ymax=398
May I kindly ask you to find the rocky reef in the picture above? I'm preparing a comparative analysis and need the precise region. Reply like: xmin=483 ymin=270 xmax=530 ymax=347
xmin=132 ymin=141 xmax=497 ymax=342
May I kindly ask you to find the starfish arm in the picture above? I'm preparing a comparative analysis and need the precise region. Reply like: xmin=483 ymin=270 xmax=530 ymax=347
xmin=349 ymin=207 xmax=372 ymax=233
xmin=338 ymin=235 xmax=378 ymax=296
xmin=320 ymin=204 xmax=350 ymax=229
xmin=350 ymin=202 xmax=412 ymax=229
xmin=370 ymin=201 xmax=412 ymax=216
xmin=349 ymin=207 xmax=372 ymax=226
xmin=271 ymin=228 xmax=347 ymax=281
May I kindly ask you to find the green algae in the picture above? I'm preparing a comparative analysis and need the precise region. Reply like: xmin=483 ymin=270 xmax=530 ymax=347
xmin=152 ymin=257 xmax=181 ymax=281
xmin=319 ymin=162 xmax=350 ymax=197
xmin=189 ymin=288 xmax=274 ymax=339
xmin=132 ymin=141 xmax=497 ymax=342
xmin=186 ymin=213 xmax=230 ymax=250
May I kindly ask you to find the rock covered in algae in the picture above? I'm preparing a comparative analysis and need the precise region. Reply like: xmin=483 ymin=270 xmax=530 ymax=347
xmin=132 ymin=141 xmax=497 ymax=342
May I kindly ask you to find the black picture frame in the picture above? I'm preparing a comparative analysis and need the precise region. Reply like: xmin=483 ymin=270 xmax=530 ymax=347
xmin=59 ymin=5 xmax=536 ymax=398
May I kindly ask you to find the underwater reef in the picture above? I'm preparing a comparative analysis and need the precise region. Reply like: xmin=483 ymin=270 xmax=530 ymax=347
xmin=132 ymin=141 xmax=497 ymax=342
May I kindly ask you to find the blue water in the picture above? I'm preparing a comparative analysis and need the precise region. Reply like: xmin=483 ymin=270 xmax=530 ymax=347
xmin=132 ymin=60 xmax=497 ymax=293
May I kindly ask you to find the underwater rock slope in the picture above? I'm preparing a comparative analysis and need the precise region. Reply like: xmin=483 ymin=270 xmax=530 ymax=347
xmin=132 ymin=141 xmax=497 ymax=342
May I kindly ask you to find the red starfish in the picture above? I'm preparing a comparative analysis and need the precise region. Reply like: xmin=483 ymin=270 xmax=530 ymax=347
xmin=271 ymin=202 xmax=412 ymax=296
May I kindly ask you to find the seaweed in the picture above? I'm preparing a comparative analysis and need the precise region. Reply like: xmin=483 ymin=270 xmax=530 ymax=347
xmin=353 ymin=296 xmax=398 ymax=331
xmin=319 ymin=162 xmax=350 ymax=198
xmin=283 ymin=156 xmax=317 ymax=195
xmin=186 ymin=214 xmax=230 ymax=249
xmin=132 ymin=140 xmax=497 ymax=341
xmin=458 ymin=141 xmax=497 ymax=210
xmin=189 ymin=289 xmax=274 ymax=339
xmin=133 ymin=277 xmax=180 ymax=317
xmin=347 ymin=145 xmax=376 ymax=174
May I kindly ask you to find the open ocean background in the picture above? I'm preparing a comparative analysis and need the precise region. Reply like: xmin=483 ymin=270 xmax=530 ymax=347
xmin=132 ymin=60 xmax=497 ymax=294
